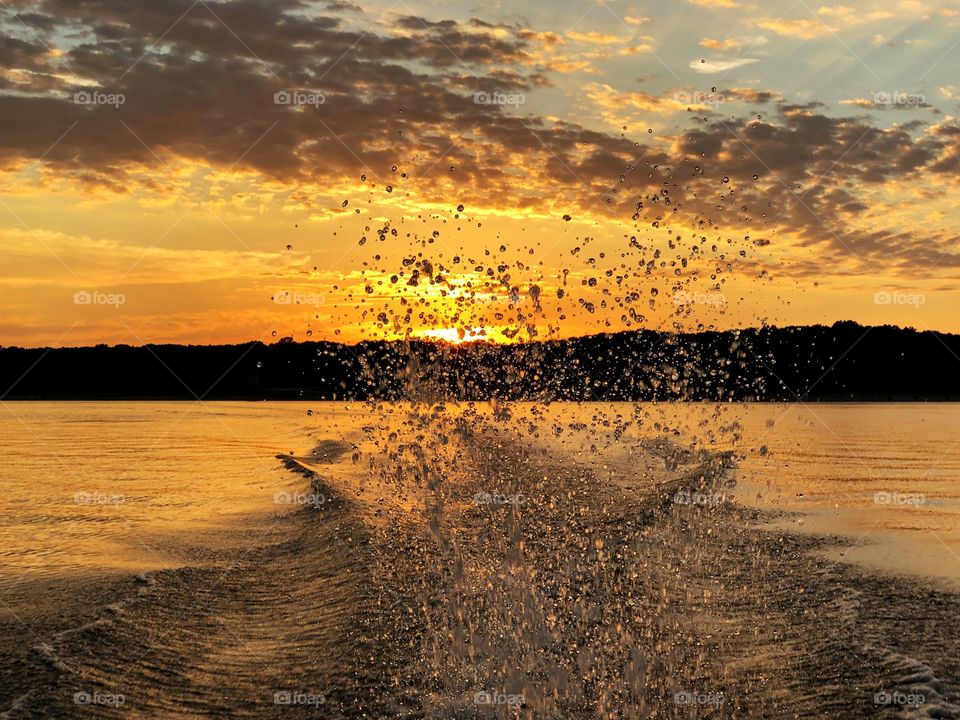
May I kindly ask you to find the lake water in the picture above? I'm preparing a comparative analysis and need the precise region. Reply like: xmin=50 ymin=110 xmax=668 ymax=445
xmin=0 ymin=401 xmax=957 ymax=718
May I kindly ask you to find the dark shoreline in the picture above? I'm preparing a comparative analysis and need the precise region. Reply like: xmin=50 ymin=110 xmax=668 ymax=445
xmin=4 ymin=322 xmax=960 ymax=401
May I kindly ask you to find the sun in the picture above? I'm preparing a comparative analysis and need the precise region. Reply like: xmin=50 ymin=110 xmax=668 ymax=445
xmin=417 ymin=327 xmax=488 ymax=344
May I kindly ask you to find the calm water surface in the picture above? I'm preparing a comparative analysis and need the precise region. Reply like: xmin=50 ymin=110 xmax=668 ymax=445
xmin=1 ymin=402 xmax=957 ymax=589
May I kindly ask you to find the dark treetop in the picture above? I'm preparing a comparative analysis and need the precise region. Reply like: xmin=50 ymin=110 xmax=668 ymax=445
xmin=2 ymin=322 xmax=957 ymax=401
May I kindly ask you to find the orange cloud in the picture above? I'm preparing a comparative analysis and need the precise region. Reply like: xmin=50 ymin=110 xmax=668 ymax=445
xmin=700 ymin=37 xmax=743 ymax=50
xmin=757 ymin=8 xmax=894 ymax=39
xmin=687 ymin=0 xmax=743 ymax=8
xmin=566 ymin=30 xmax=627 ymax=45
xmin=619 ymin=43 xmax=654 ymax=56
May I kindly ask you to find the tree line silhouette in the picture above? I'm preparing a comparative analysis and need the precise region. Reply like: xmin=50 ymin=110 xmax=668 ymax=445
xmin=1 ymin=322 xmax=958 ymax=401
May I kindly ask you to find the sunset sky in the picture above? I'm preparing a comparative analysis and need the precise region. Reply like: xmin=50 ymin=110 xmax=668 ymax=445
xmin=1 ymin=0 xmax=959 ymax=347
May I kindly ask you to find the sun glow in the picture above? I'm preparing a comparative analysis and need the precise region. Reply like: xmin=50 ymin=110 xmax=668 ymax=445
xmin=416 ymin=327 xmax=489 ymax=344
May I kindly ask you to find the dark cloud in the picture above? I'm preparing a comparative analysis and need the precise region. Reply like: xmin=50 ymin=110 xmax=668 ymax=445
xmin=321 ymin=0 xmax=362 ymax=13
xmin=720 ymin=88 xmax=779 ymax=104
xmin=660 ymin=108 xmax=960 ymax=272
xmin=395 ymin=15 xmax=459 ymax=31
xmin=0 ymin=0 xmax=642 ymax=206
xmin=8 ymin=11 xmax=59 ymax=30
xmin=0 ymin=35 xmax=50 ymax=70
xmin=0 ymin=0 xmax=958 ymax=273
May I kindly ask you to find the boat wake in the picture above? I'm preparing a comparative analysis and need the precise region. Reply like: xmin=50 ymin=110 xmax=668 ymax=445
xmin=3 ymin=407 xmax=959 ymax=718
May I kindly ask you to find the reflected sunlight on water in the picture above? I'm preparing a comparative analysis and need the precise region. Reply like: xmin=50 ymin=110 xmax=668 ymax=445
xmin=1 ymin=401 xmax=959 ymax=718
xmin=2 ymin=402 xmax=958 ymax=588
xmin=0 ymin=402 xmax=363 ymax=584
